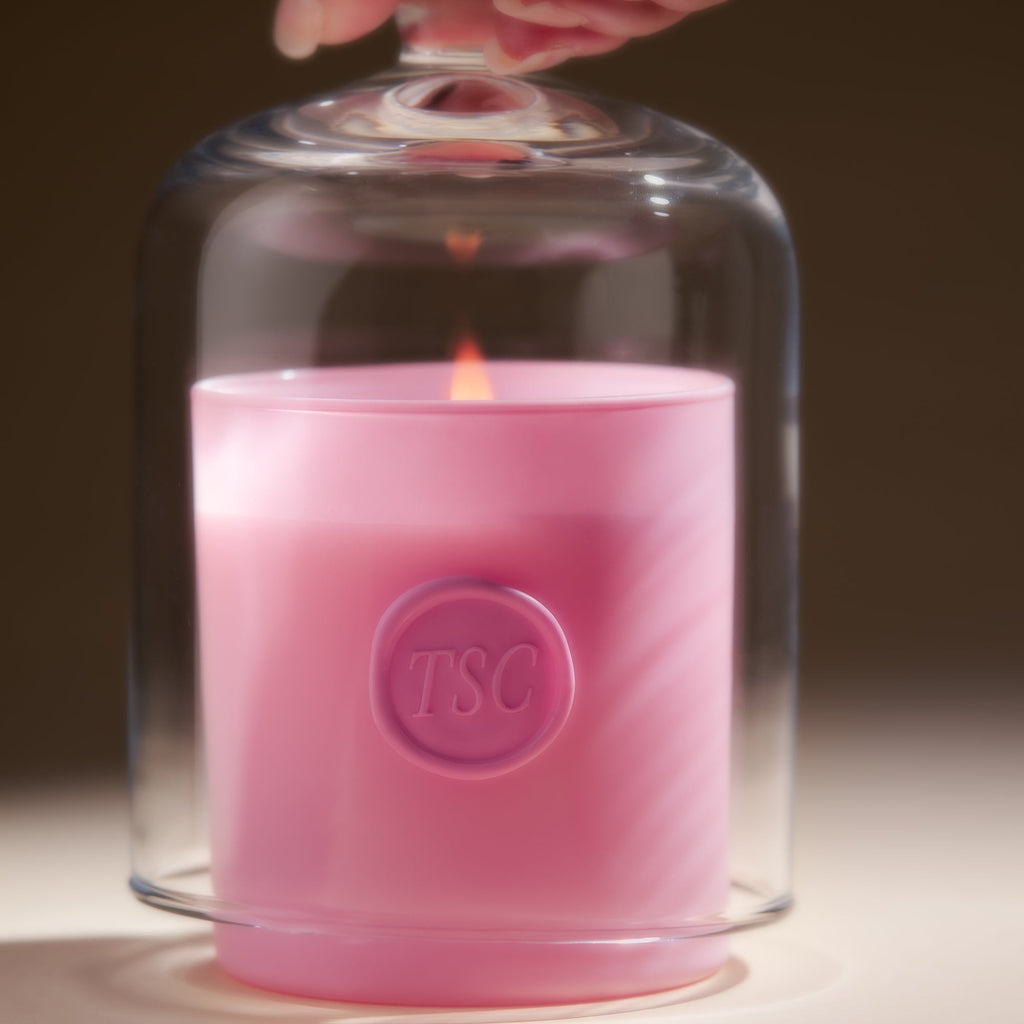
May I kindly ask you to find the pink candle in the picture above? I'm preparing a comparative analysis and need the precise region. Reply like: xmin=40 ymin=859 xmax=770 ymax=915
xmin=192 ymin=360 xmax=735 ymax=1005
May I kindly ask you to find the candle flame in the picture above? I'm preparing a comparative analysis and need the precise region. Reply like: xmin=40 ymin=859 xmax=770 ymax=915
xmin=445 ymin=228 xmax=482 ymax=264
xmin=450 ymin=333 xmax=494 ymax=401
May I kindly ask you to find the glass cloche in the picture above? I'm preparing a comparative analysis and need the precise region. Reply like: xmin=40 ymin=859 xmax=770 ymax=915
xmin=131 ymin=0 xmax=798 ymax=1006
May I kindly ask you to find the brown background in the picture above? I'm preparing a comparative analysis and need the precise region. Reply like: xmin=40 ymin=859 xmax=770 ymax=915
xmin=3 ymin=0 xmax=1021 ymax=780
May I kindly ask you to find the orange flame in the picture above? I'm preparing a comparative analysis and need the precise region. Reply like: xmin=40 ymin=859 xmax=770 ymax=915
xmin=445 ymin=228 xmax=482 ymax=264
xmin=450 ymin=333 xmax=494 ymax=401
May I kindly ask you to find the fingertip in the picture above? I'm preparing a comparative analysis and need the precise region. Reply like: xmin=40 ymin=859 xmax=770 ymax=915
xmin=274 ymin=0 xmax=322 ymax=59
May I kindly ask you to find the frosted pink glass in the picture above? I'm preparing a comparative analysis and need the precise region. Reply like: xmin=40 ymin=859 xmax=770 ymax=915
xmin=192 ymin=361 xmax=735 ymax=1005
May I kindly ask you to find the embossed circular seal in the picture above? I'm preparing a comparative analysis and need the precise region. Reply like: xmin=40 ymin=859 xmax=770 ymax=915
xmin=370 ymin=578 xmax=574 ymax=778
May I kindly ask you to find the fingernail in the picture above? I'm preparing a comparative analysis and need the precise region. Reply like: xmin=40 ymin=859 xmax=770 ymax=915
xmin=485 ymin=41 xmax=578 ymax=75
xmin=273 ymin=0 xmax=322 ymax=60
xmin=493 ymin=0 xmax=589 ymax=29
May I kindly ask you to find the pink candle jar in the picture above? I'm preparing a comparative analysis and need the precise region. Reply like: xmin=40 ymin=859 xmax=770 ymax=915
xmin=131 ymin=5 xmax=798 ymax=1007
xmin=191 ymin=361 xmax=734 ymax=1002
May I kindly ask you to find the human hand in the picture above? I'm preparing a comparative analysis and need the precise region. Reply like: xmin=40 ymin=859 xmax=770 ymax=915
xmin=273 ymin=0 xmax=726 ymax=73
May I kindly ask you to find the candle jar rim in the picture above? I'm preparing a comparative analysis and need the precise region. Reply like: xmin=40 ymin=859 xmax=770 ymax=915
xmin=192 ymin=361 xmax=736 ymax=414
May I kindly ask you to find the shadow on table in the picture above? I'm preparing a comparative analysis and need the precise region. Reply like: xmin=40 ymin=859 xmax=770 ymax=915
xmin=0 ymin=932 xmax=751 ymax=1024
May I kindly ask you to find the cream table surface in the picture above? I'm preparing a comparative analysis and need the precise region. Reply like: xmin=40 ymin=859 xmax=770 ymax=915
xmin=2 ymin=683 xmax=1019 ymax=1023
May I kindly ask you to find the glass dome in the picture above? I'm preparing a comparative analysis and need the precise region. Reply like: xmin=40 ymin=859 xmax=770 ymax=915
xmin=131 ymin=0 xmax=798 ymax=1007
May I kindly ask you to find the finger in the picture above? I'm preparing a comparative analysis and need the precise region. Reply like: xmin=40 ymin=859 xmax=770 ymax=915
xmin=497 ymin=0 xmax=681 ymax=37
xmin=654 ymin=0 xmax=727 ymax=13
xmin=489 ymin=13 xmax=625 ymax=73
xmin=319 ymin=0 xmax=401 ymax=44
xmin=557 ymin=1 xmax=686 ymax=37
xmin=492 ymin=0 xmax=589 ymax=29
xmin=274 ymin=0 xmax=323 ymax=59
xmin=273 ymin=0 xmax=400 ymax=59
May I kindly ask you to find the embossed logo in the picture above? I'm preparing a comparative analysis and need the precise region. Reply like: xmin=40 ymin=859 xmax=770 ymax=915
xmin=371 ymin=579 xmax=574 ymax=778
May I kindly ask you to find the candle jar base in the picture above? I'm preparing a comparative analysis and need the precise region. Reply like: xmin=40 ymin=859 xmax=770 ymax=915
xmin=213 ymin=923 xmax=730 ymax=1007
